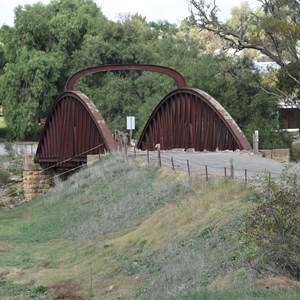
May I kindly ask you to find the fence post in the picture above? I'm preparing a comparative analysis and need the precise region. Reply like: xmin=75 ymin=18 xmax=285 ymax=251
xmin=205 ymin=165 xmax=208 ymax=181
xmin=224 ymin=167 xmax=227 ymax=178
xmin=268 ymin=172 xmax=271 ymax=195
xmin=230 ymin=157 xmax=234 ymax=179
xmin=156 ymin=144 xmax=161 ymax=167
xmin=187 ymin=160 xmax=191 ymax=177
xmin=134 ymin=146 xmax=136 ymax=158
xmin=147 ymin=150 xmax=150 ymax=164
xmin=171 ymin=157 xmax=175 ymax=171
xmin=245 ymin=169 xmax=247 ymax=184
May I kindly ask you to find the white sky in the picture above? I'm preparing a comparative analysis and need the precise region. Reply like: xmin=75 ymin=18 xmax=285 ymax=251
xmin=0 ymin=0 xmax=255 ymax=27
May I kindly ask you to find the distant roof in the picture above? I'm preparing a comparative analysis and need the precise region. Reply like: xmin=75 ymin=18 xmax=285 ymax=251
xmin=254 ymin=61 xmax=281 ymax=72
xmin=278 ymin=99 xmax=300 ymax=109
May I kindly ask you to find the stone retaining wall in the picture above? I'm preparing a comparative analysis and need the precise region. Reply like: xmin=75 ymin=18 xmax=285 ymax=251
xmin=23 ymin=157 xmax=51 ymax=200
xmin=260 ymin=149 xmax=290 ymax=163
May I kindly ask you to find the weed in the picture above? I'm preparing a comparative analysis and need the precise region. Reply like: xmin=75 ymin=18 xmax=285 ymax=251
xmin=0 ymin=275 xmax=48 ymax=299
xmin=243 ymin=168 xmax=300 ymax=279
xmin=0 ymin=169 xmax=10 ymax=186
xmin=1 ymin=154 xmax=299 ymax=299
xmin=292 ymin=143 xmax=300 ymax=161
xmin=48 ymin=281 xmax=82 ymax=299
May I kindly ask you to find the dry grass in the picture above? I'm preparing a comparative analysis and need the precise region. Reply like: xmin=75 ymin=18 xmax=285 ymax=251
xmin=252 ymin=276 xmax=300 ymax=290
xmin=1 ymin=153 xmax=295 ymax=299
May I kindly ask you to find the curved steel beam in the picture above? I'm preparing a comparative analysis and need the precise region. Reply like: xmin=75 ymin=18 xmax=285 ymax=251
xmin=65 ymin=64 xmax=187 ymax=91
xmin=137 ymin=88 xmax=252 ymax=151
xmin=36 ymin=91 xmax=117 ymax=167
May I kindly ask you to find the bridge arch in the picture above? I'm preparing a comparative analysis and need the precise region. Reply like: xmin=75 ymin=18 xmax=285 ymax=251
xmin=137 ymin=88 xmax=252 ymax=151
xmin=35 ymin=91 xmax=117 ymax=168
xmin=36 ymin=64 xmax=251 ymax=168
xmin=64 ymin=64 xmax=187 ymax=91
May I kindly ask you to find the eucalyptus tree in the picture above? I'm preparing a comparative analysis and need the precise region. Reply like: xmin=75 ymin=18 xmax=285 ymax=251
xmin=188 ymin=0 xmax=300 ymax=101
xmin=0 ymin=0 xmax=105 ymax=139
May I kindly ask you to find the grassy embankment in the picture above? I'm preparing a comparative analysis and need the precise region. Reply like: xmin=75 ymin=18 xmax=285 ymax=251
xmin=1 ymin=153 xmax=300 ymax=299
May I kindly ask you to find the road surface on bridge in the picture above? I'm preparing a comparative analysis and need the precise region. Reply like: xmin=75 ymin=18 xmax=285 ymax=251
xmin=131 ymin=149 xmax=299 ymax=180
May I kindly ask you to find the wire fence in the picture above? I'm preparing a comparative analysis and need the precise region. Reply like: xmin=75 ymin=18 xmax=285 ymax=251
xmin=0 ymin=144 xmax=104 ymax=202
xmin=122 ymin=140 xmax=289 ymax=185
xmin=128 ymin=149 xmax=276 ymax=183
xmin=1 ymin=138 xmax=297 ymax=203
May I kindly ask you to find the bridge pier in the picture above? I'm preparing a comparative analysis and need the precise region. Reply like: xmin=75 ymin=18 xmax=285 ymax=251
xmin=23 ymin=157 xmax=51 ymax=200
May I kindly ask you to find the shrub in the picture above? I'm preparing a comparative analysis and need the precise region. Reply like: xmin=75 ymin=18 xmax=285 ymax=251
xmin=292 ymin=143 xmax=300 ymax=162
xmin=4 ymin=142 xmax=15 ymax=156
xmin=243 ymin=168 xmax=300 ymax=279
xmin=0 ymin=169 xmax=10 ymax=186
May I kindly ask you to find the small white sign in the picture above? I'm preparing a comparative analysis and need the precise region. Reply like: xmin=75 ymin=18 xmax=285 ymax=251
xmin=126 ymin=116 xmax=135 ymax=130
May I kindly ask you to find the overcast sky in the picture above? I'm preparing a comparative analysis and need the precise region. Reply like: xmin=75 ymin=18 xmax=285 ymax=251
xmin=0 ymin=0 xmax=255 ymax=27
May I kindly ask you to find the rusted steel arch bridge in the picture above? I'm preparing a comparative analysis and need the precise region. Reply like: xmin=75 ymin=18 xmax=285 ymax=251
xmin=35 ymin=64 xmax=251 ymax=168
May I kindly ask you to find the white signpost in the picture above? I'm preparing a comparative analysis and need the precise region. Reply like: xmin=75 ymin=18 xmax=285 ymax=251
xmin=253 ymin=130 xmax=259 ymax=154
xmin=126 ymin=116 xmax=135 ymax=141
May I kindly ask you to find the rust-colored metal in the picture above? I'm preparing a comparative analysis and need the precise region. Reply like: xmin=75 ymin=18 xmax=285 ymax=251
xmin=36 ymin=64 xmax=251 ymax=169
xmin=35 ymin=91 xmax=117 ymax=168
xmin=65 ymin=64 xmax=187 ymax=91
xmin=137 ymin=88 xmax=252 ymax=151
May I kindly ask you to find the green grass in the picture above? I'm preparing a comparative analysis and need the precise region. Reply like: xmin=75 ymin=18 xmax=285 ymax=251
xmin=0 ymin=153 xmax=299 ymax=299
xmin=292 ymin=143 xmax=300 ymax=161
xmin=161 ymin=288 xmax=300 ymax=299
xmin=0 ymin=155 xmax=15 ymax=164
xmin=0 ymin=116 xmax=6 ymax=129
xmin=0 ymin=275 xmax=48 ymax=299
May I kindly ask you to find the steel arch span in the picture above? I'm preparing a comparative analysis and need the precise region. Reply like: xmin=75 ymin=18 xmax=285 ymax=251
xmin=137 ymin=88 xmax=252 ymax=151
xmin=35 ymin=91 xmax=117 ymax=168
xmin=36 ymin=64 xmax=251 ymax=169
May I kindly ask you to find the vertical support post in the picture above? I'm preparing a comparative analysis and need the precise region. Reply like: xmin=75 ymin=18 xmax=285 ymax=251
xmin=205 ymin=165 xmax=208 ymax=181
xmin=125 ymin=134 xmax=128 ymax=157
xmin=156 ymin=144 xmax=161 ymax=167
xmin=245 ymin=169 xmax=247 ymax=184
xmin=187 ymin=160 xmax=191 ymax=177
xmin=268 ymin=172 xmax=271 ymax=195
xmin=224 ymin=167 xmax=227 ymax=177
xmin=289 ymin=140 xmax=293 ymax=162
xmin=119 ymin=139 xmax=122 ymax=152
xmin=230 ymin=157 xmax=234 ymax=179
xmin=134 ymin=146 xmax=136 ymax=158
xmin=147 ymin=150 xmax=149 ymax=164
xmin=129 ymin=129 xmax=133 ymax=143
xmin=171 ymin=157 xmax=175 ymax=171
xmin=253 ymin=130 xmax=259 ymax=155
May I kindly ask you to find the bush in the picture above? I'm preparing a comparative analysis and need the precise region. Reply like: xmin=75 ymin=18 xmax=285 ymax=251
xmin=4 ymin=142 xmax=15 ymax=156
xmin=292 ymin=143 xmax=300 ymax=162
xmin=0 ymin=169 xmax=10 ymax=186
xmin=243 ymin=168 xmax=300 ymax=279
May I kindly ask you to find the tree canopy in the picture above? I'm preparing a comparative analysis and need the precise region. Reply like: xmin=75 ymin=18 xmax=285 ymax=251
xmin=0 ymin=0 xmax=286 ymax=147
xmin=189 ymin=0 xmax=300 ymax=100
